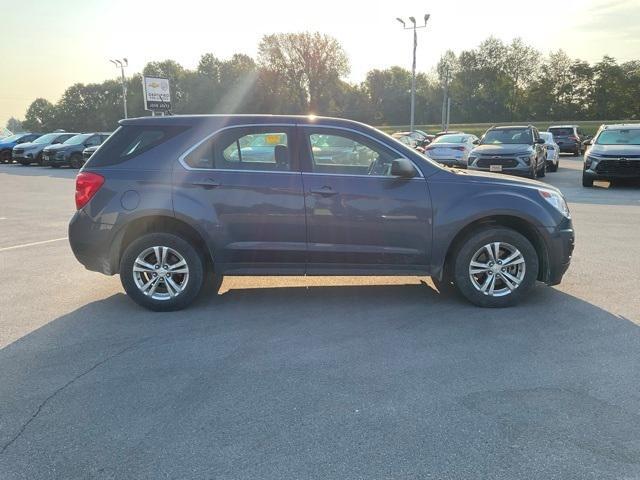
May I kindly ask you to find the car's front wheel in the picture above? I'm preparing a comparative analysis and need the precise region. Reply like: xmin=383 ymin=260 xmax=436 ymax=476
xmin=453 ymin=227 xmax=539 ymax=307
xmin=120 ymin=233 xmax=204 ymax=311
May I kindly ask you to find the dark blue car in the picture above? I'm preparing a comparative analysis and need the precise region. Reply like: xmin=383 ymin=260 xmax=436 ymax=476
xmin=0 ymin=133 xmax=43 ymax=163
xmin=69 ymin=115 xmax=575 ymax=311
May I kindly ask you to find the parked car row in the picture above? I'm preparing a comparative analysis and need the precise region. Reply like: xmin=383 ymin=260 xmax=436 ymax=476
xmin=0 ymin=131 xmax=111 ymax=168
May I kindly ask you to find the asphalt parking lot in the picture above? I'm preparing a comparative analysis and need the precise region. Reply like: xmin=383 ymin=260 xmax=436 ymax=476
xmin=1 ymin=157 xmax=640 ymax=479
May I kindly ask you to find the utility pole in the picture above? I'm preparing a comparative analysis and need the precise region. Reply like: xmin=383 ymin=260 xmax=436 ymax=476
xmin=441 ymin=66 xmax=451 ymax=131
xmin=110 ymin=58 xmax=129 ymax=119
xmin=396 ymin=14 xmax=430 ymax=132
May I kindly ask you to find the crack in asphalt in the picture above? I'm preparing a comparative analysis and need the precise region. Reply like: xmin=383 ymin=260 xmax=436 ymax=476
xmin=0 ymin=338 xmax=149 ymax=455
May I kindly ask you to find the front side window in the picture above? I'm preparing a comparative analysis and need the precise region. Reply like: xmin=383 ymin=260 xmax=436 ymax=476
xmin=184 ymin=128 xmax=291 ymax=171
xmin=307 ymin=131 xmax=396 ymax=176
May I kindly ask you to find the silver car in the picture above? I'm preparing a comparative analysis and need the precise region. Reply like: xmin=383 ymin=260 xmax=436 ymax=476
xmin=12 ymin=132 xmax=78 ymax=166
xmin=539 ymin=131 xmax=560 ymax=172
xmin=424 ymin=133 xmax=478 ymax=168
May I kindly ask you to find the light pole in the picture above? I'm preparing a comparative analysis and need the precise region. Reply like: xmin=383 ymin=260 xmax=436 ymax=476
xmin=110 ymin=58 xmax=128 ymax=119
xmin=396 ymin=14 xmax=430 ymax=132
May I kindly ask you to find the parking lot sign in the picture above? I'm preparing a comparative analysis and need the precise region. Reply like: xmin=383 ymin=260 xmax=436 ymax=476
xmin=143 ymin=76 xmax=171 ymax=112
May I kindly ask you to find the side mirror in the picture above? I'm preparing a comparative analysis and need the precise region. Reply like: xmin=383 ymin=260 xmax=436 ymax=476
xmin=391 ymin=158 xmax=417 ymax=178
xmin=536 ymin=138 xmax=546 ymax=144
xmin=472 ymin=139 xmax=480 ymax=145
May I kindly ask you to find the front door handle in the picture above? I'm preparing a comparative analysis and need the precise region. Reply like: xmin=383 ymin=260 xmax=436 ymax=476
xmin=310 ymin=186 xmax=338 ymax=196
xmin=193 ymin=178 xmax=220 ymax=189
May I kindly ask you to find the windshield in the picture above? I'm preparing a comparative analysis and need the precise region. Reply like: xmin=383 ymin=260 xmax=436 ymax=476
xmin=481 ymin=129 xmax=532 ymax=145
xmin=433 ymin=134 xmax=467 ymax=144
xmin=33 ymin=133 xmax=59 ymax=144
xmin=595 ymin=129 xmax=640 ymax=145
xmin=1 ymin=134 xmax=23 ymax=143
xmin=64 ymin=134 xmax=91 ymax=145
xmin=539 ymin=132 xmax=554 ymax=143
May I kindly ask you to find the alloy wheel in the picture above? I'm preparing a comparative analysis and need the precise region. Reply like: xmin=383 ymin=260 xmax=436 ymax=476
xmin=468 ymin=242 xmax=526 ymax=297
xmin=132 ymin=246 xmax=190 ymax=301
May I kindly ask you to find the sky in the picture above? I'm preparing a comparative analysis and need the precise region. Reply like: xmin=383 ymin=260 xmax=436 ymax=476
xmin=1 ymin=0 xmax=639 ymax=129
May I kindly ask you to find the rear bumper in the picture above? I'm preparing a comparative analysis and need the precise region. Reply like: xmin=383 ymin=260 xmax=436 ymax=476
xmin=557 ymin=142 xmax=579 ymax=153
xmin=69 ymin=210 xmax=119 ymax=275
xmin=539 ymin=218 xmax=575 ymax=286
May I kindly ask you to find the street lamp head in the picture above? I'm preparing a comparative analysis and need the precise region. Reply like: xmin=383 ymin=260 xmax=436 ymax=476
xmin=123 ymin=58 xmax=128 ymax=67
xmin=409 ymin=16 xmax=416 ymax=25
xmin=396 ymin=17 xmax=405 ymax=27
xmin=424 ymin=14 xmax=431 ymax=24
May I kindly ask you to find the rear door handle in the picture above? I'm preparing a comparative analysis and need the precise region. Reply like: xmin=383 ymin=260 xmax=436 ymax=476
xmin=193 ymin=178 xmax=220 ymax=189
xmin=310 ymin=186 xmax=338 ymax=196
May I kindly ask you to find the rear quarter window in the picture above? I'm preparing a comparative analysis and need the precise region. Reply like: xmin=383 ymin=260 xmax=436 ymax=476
xmin=86 ymin=125 xmax=189 ymax=167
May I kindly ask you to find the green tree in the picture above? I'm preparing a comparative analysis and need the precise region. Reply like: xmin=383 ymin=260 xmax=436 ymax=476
xmin=6 ymin=117 xmax=23 ymax=133
xmin=258 ymin=32 xmax=349 ymax=113
xmin=22 ymin=98 xmax=56 ymax=132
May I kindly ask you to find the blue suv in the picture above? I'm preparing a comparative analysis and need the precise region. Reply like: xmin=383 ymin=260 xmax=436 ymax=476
xmin=69 ymin=116 xmax=575 ymax=311
xmin=0 ymin=133 xmax=43 ymax=163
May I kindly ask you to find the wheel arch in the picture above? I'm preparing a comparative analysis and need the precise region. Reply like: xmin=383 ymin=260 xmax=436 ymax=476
xmin=441 ymin=215 xmax=549 ymax=283
xmin=111 ymin=215 xmax=214 ymax=273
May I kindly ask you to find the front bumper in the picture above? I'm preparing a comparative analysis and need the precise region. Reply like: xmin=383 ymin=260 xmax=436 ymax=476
xmin=468 ymin=165 xmax=532 ymax=177
xmin=539 ymin=217 xmax=575 ymax=285
xmin=69 ymin=210 xmax=120 ymax=275
xmin=43 ymin=153 xmax=69 ymax=166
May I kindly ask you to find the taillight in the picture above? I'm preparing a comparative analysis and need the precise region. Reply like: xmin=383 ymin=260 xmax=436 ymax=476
xmin=75 ymin=172 xmax=104 ymax=209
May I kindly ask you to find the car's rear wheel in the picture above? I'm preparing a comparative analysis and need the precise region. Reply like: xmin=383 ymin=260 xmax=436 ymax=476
xmin=120 ymin=233 xmax=204 ymax=311
xmin=548 ymin=159 xmax=558 ymax=172
xmin=453 ymin=227 xmax=539 ymax=307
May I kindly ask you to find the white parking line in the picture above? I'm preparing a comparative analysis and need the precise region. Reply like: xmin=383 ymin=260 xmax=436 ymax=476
xmin=0 ymin=237 xmax=68 ymax=252
xmin=0 ymin=217 xmax=7 ymax=220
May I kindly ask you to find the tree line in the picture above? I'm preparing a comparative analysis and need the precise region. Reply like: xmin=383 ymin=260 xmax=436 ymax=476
xmin=10 ymin=33 xmax=640 ymax=134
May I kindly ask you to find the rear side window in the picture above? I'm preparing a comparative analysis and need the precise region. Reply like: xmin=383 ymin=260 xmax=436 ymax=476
xmin=87 ymin=125 xmax=188 ymax=167
xmin=183 ymin=127 xmax=292 ymax=171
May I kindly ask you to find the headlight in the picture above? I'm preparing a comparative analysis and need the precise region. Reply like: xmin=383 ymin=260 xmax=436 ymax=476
xmin=585 ymin=154 xmax=601 ymax=169
xmin=518 ymin=154 xmax=533 ymax=165
xmin=539 ymin=189 xmax=570 ymax=218
xmin=468 ymin=156 xmax=477 ymax=165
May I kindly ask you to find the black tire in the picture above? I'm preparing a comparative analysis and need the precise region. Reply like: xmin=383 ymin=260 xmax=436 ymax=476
xmin=1 ymin=151 xmax=11 ymax=164
xmin=70 ymin=153 xmax=83 ymax=169
xmin=120 ymin=233 xmax=205 ymax=311
xmin=50 ymin=164 xmax=60 ymax=168
xmin=36 ymin=152 xmax=43 ymax=166
xmin=527 ymin=165 xmax=536 ymax=179
xmin=548 ymin=160 xmax=558 ymax=173
xmin=452 ymin=227 xmax=539 ymax=308
xmin=19 ymin=160 xmax=30 ymax=166
xmin=537 ymin=160 xmax=546 ymax=178
xmin=582 ymin=173 xmax=594 ymax=187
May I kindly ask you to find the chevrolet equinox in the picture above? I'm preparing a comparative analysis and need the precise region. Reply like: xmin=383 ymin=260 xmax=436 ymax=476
xmin=69 ymin=115 xmax=575 ymax=311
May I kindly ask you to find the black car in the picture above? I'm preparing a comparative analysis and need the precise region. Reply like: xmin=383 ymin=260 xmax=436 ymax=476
xmin=468 ymin=125 xmax=547 ymax=178
xmin=42 ymin=132 xmax=111 ymax=168
xmin=69 ymin=115 xmax=574 ymax=311
xmin=82 ymin=145 xmax=100 ymax=163
xmin=582 ymin=124 xmax=640 ymax=187
xmin=548 ymin=125 xmax=589 ymax=156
